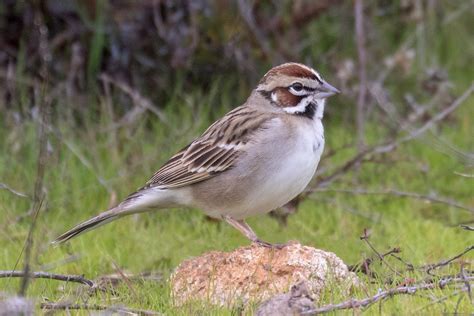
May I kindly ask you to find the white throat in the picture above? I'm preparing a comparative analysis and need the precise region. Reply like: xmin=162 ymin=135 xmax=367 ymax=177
xmin=282 ymin=96 xmax=326 ymax=120
xmin=314 ymin=98 xmax=326 ymax=119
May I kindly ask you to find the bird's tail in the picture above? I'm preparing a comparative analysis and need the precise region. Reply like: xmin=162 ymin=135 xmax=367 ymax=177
xmin=52 ymin=206 xmax=126 ymax=244
xmin=52 ymin=187 xmax=175 ymax=244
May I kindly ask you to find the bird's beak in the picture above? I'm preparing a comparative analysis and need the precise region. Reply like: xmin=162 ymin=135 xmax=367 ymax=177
xmin=318 ymin=80 xmax=340 ymax=98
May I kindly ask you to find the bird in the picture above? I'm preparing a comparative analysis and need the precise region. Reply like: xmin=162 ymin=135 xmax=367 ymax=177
xmin=53 ymin=62 xmax=340 ymax=248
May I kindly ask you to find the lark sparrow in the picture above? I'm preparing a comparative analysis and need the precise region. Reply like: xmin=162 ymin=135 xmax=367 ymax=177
xmin=53 ymin=63 xmax=340 ymax=247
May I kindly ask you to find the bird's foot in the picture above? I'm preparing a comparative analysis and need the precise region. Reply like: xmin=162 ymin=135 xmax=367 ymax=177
xmin=253 ymin=239 xmax=287 ymax=249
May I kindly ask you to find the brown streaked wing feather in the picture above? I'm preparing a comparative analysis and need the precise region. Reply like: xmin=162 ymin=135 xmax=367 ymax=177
xmin=137 ymin=106 xmax=274 ymax=190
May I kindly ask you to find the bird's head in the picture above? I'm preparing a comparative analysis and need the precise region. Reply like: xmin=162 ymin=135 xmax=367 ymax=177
xmin=256 ymin=62 xmax=340 ymax=119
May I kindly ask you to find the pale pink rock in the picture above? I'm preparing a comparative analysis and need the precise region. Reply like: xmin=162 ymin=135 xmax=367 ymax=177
xmin=170 ymin=241 xmax=359 ymax=306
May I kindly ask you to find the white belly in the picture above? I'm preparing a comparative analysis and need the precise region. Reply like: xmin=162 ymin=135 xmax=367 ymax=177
xmin=231 ymin=120 xmax=325 ymax=219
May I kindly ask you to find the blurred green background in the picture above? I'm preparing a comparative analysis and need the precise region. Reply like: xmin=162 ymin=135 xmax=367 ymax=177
xmin=0 ymin=0 xmax=473 ymax=314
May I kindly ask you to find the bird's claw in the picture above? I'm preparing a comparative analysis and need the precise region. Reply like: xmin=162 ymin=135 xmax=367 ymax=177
xmin=253 ymin=239 xmax=287 ymax=249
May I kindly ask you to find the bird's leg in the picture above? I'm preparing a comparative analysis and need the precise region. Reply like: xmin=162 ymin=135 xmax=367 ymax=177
xmin=223 ymin=216 xmax=258 ymax=241
xmin=222 ymin=215 xmax=286 ymax=249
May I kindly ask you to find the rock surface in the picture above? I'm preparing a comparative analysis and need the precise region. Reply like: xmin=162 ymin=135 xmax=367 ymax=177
xmin=170 ymin=241 xmax=358 ymax=306
xmin=0 ymin=295 xmax=34 ymax=316
xmin=256 ymin=281 xmax=315 ymax=316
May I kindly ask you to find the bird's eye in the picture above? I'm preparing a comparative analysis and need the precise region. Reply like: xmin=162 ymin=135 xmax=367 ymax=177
xmin=290 ymin=82 xmax=303 ymax=92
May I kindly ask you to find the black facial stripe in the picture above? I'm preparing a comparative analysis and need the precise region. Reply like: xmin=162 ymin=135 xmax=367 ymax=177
xmin=287 ymin=85 xmax=315 ymax=90
xmin=314 ymin=77 xmax=323 ymax=85
xmin=295 ymin=102 xmax=316 ymax=119
xmin=259 ymin=90 xmax=272 ymax=101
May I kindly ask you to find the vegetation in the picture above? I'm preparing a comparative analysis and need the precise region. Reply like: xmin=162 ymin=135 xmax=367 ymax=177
xmin=0 ymin=1 xmax=472 ymax=314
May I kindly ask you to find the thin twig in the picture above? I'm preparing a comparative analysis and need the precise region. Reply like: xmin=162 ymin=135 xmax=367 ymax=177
xmin=349 ymin=247 xmax=401 ymax=277
xmin=100 ymin=74 xmax=167 ymax=124
xmin=40 ymin=302 xmax=161 ymax=315
xmin=0 ymin=183 xmax=29 ymax=198
xmin=460 ymin=225 xmax=474 ymax=231
xmin=355 ymin=0 xmax=368 ymax=150
xmin=425 ymin=245 xmax=474 ymax=276
xmin=301 ymin=276 xmax=474 ymax=314
xmin=313 ymin=188 xmax=474 ymax=214
xmin=390 ymin=254 xmax=415 ymax=272
xmin=360 ymin=229 xmax=403 ymax=277
xmin=19 ymin=77 xmax=51 ymax=296
xmin=371 ymin=82 xmax=474 ymax=164
xmin=460 ymin=264 xmax=472 ymax=303
xmin=374 ymin=83 xmax=474 ymax=155
xmin=46 ymin=125 xmax=114 ymax=193
xmin=306 ymin=83 xmax=474 ymax=192
xmin=310 ymin=148 xmax=372 ymax=189
xmin=17 ymin=200 xmax=43 ymax=297
xmin=413 ymin=290 xmax=463 ymax=314
xmin=39 ymin=254 xmax=82 ymax=271
xmin=110 ymin=260 xmax=139 ymax=301
xmin=391 ymin=245 xmax=474 ymax=276
xmin=0 ymin=271 xmax=94 ymax=287
xmin=454 ymin=172 xmax=474 ymax=178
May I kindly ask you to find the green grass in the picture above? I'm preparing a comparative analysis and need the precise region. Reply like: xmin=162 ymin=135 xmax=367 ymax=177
xmin=0 ymin=84 xmax=472 ymax=314
xmin=1 ymin=5 xmax=473 ymax=311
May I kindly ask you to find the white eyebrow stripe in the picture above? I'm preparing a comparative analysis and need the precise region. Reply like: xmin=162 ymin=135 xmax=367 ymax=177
xmin=295 ymin=78 xmax=319 ymax=89
xmin=313 ymin=72 xmax=323 ymax=84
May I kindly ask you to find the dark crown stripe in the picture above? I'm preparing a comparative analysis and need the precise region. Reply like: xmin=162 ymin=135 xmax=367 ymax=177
xmin=260 ymin=63 xmax=319 ymax=84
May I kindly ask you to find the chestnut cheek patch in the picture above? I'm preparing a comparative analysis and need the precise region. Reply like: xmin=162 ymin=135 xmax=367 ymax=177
xmin=274 ymin=88 xmax=303 ymax=107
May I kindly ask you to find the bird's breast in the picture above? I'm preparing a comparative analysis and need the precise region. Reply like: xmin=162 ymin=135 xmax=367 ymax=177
xmin=189 ymin=117 xmax=325 ymax=220
xmin=234 ymin=118 xmax=325 ymax=218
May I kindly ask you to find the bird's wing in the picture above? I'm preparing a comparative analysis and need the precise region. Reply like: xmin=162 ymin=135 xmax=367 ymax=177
xmin=138 ymin=106 xmax=275 ymax=190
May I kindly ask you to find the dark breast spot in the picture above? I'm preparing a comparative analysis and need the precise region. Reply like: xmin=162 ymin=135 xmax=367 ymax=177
xmin=312 ymin=140 xmax=320 ymax=153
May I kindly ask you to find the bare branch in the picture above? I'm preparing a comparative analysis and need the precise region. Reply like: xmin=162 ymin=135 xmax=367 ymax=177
xmin=454 ymin=172 xmax=474 ymax=178
xmin=302 ymin=276 xmax=474 ymax=314
xmin=413 ymin=290 xmax=464 ymax=313
xmin=373 ymin=83 xmax=474 ymax=155
xmin=99 ymin=74 xmax=168 ymax=124
xmin=354 ymin=0 xmax=368 ymax=149
xmin=310 ymin=148 xmax=372 ymax=189
xmin=0 ymin=271 xmax=94 ymax=287
xmin=425 ymin=245 xmax=474 ymax=275
xmin=460 ymin=225 xmax=474 ymax=231
xmin=306 ymin=83 xmax=474 ymax=192
xmin=348 ymin=247 xmax=402 ymax=277
xmin=40 ymin=302 xmax=161 ymax=315
xmin=313 ymin=188 xmax=474 ymax=214
xmin=391 ymin=245 xmax=474 ymax=276
xmin=370 ymin=82 xmax=474 ymax=164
